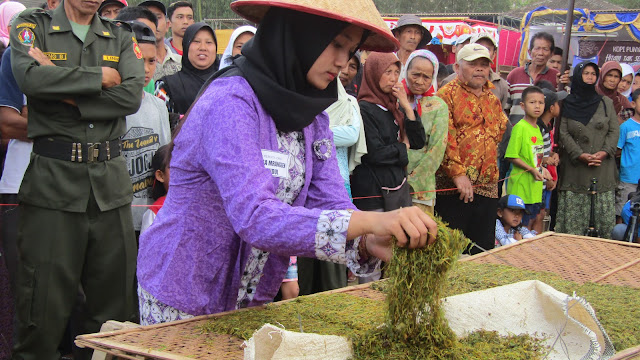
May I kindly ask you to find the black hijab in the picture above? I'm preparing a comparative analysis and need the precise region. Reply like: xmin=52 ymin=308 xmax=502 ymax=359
xmin=562 ymin=62 xmax=603 ymax=125
xmin=235 ymin=8 xmax=352 ymax=132
xmin=162 ymin=22 xmax=219 ymax=114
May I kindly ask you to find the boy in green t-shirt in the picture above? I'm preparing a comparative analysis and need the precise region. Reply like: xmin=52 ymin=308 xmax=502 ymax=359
xmin=505 ymin=86 xmax=551 ymax=229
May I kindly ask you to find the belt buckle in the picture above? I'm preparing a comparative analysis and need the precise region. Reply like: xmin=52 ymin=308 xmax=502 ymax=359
xmin=87 ymin=143 xmax=100 ymax=163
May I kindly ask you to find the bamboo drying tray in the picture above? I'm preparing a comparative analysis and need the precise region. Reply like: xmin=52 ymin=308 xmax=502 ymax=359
xmin=464 ymin=232 xmax=640 ymax=289
xmin=76 ymin=232 xmax=640 ymax=359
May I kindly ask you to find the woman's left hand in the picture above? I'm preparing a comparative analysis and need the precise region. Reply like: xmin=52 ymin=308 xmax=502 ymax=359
xmin=587 ymin=151 xmax=607 ymax=166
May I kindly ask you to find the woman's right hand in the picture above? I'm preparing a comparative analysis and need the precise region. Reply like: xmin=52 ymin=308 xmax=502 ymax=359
xmin=370 ymin=207 xmax=437 ymax=247
xmin=361 ymin=207 xmax=437 ymax=262
xmin=392 ymin=83 xmax=409 ymax=108
xmin=402 ymin=136 xmax=410 ymax=149
xmin=348 ymin=207 xmax=438 ymax=262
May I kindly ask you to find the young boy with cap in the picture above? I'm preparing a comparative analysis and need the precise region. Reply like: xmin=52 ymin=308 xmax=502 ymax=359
xmin=496 ymin=194 xmax=537 ymax=246
xmin=122 ymin=21 xmax=171 ymax=236
xmin=139 ymin=0 xmax=183 ymax=81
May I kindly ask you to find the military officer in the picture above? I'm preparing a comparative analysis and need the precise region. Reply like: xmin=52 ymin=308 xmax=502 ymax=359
xmin=9 ymin=0 xmax=144 ymax=357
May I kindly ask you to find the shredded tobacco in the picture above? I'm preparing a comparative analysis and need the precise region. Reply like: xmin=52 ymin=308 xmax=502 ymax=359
xmin=199 ymin=221 xmax=640 ymax=358
xmin=360 ymin=217 xmax=471 ymax=355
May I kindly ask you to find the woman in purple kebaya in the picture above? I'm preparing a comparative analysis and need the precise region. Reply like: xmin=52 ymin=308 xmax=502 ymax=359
xmin=136 ymin=0 xmax=438 ymax=324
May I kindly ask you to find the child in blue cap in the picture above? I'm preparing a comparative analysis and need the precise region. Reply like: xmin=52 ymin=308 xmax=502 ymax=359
xmin=495 ymin=194 xmax=537 ymax=246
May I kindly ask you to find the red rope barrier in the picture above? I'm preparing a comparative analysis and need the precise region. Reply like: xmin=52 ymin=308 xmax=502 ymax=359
xmin=0 ymin=169 xmax=537 ymax=206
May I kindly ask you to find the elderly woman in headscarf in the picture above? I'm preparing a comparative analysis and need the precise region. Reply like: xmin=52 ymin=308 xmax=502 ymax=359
xmin=618 ymin=63 xmax=635 ymax=102
xmin=399 ymin=50 xmax=448 ymax=215
xmin=0 ymin=1 xmax=26 ymax=48
xmin=351 ymin=51 xmax=426 ymax=213
xmin=596 ymin=61 xmax=634 ymax=124
xmin=556 ymin=61 xmax=619 ymax=237
xmin=219 ymin=25 xmax=256 ymax=70
xmin=156 ymin=22 xmax=219 ymax=120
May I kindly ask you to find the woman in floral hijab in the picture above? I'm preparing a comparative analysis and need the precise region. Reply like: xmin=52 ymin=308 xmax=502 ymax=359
xmin=401 ymin=50 xmax=449 ymax=215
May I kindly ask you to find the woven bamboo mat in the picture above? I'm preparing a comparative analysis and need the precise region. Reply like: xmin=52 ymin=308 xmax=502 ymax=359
xmin=77 ymin=233 xmax=640 ymax=359
xmin=76 ymin=315 xmax=245 ymax=359
xmin=76 ymin=284 xmax=376 ymax=359
xmin=464 ymin=232 xmax=640 ymax=288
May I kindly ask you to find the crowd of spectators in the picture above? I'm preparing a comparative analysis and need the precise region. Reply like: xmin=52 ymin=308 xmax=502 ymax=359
xmin=0 ymin=1 xmax=639 ymax=359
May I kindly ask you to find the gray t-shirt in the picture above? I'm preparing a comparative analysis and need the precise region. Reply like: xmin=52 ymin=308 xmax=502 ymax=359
xmin=123 ymin=94 xmax=171 ymax=230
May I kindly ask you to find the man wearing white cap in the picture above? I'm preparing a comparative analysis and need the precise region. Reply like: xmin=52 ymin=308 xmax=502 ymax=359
xmin=435 ymin=43 xmax=508 ymax=254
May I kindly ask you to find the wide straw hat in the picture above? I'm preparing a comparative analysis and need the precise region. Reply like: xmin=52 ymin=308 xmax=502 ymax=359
xmin=230 ymin=0 xmax=399 ymax=52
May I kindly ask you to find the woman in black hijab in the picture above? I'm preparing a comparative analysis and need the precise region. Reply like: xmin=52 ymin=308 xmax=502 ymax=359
xmin=156 ymin=22 xmax=219 ymax=119
xmin=136 ymin=1 xmax=438 ymax=321
xmin=556 ymin=61 xmax=619 ymax=237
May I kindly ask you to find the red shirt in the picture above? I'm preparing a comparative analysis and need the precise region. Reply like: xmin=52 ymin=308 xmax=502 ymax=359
xmin=170 ymin=40 xmax=183 ymax=56
xmin=150 ymin=196 xmax=166 ymax=215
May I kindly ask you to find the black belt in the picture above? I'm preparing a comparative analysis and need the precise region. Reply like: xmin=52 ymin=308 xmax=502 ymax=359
xmin=33 ymin=137 xmax=122 ymax=163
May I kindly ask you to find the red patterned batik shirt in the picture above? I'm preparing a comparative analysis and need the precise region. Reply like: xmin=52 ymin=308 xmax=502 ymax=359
xmin=435 ymin=78 xmax=508 ymax=198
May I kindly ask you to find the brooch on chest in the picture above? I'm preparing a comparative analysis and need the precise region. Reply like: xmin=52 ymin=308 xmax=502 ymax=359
xmin=313 ymin=139 xmax=333 ymax=161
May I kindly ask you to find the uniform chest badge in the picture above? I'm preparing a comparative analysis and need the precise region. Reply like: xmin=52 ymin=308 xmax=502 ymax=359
xmin=18 ymin=28 xmax=35 ymax=46
xmin=133 ymin=42 xmax=143 ymax=59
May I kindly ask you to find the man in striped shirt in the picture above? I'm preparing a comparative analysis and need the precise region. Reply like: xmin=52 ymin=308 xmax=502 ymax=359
xmin=506 ymin=32 xmax=559 ymax=125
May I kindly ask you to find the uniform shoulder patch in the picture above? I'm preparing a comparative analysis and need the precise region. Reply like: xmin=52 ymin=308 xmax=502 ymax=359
xmin=133 ymin=42 xmax=143 ymax=60
xmin=18 ymin=28 xmax=35 ymax=46
xmin=16 ymin=23 xmax=36 ymax=29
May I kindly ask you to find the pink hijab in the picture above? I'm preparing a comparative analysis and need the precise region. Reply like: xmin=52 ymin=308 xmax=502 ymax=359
xmin=0 ymin=1 xmax=26 ymax=46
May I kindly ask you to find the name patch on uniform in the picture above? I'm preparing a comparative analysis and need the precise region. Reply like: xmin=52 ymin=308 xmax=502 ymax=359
xmin=261 ymin=150 xmax=290 ymax=179
xmin=103 ymin=55 xmax=120 ymax=62
xmin=44 ymin=52 xmax=67 ymax=61
xmin=18 ymin=28 xmax=35 ymax=46
xmin=16 ymin=23 xmax=36 ymax=29
xmin=133 ymin=42 xmax=143 ymax=59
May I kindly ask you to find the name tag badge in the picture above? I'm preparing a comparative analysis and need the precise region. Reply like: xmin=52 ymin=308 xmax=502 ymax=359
xmin=261 ymin=150 xmax=290 ymax=179
xmin=44 ymin=52 xmax=67 ymax=61
xmin=103 ymin=55 xmax=120 ymax=62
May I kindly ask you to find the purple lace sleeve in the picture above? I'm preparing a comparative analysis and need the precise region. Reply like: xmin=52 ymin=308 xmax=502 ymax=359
xmin=315 ymin=210 xmax=380 ymax=276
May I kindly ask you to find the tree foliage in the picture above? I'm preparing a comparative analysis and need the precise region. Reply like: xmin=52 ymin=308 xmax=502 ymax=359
xmin=128 ymin=0 xmax=634 ymax=23
xmin=372 ymin=0 xmax=517 ymax=14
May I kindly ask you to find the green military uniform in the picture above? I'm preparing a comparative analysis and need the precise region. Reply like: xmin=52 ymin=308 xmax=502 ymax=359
xmin=9 ymin=2 xmax=144 ymax=359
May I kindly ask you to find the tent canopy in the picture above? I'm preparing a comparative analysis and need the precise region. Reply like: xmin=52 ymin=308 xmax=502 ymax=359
xmin=518 ymin=6 xmax=640 ymax=66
